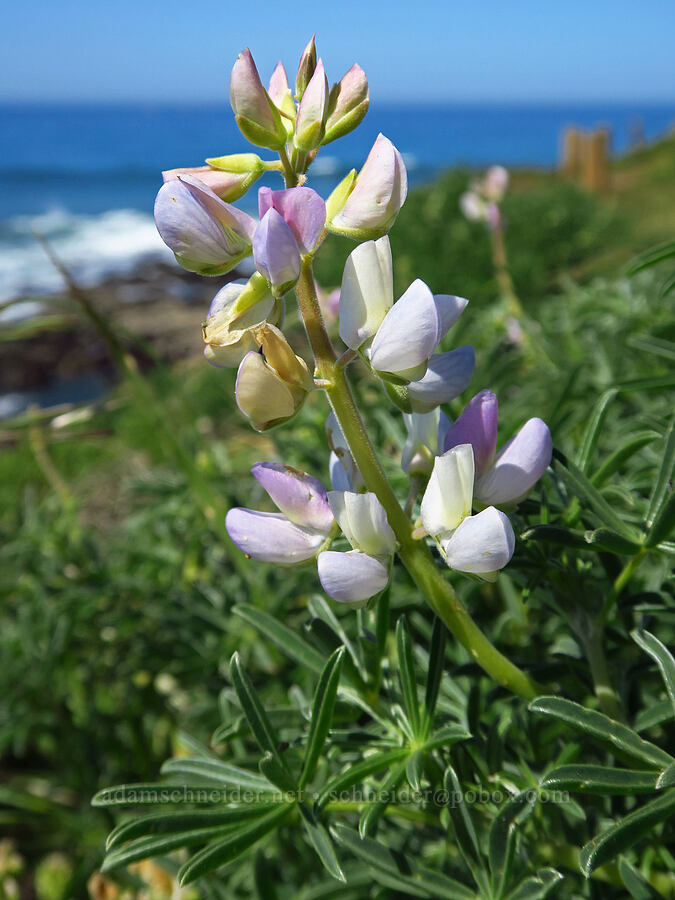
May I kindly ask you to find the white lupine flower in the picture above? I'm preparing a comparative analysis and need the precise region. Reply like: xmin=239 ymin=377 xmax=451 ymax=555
xmin=338 ymin=236 xmax=393 ymax=350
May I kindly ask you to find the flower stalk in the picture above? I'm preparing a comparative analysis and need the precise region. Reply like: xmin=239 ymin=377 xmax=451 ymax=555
xmin=295 ymin=259 xmax=540 ymax=699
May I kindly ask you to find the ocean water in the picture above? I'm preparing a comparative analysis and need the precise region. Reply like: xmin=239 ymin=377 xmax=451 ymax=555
xmin=1 ymin=101 xmax=674 ymax=304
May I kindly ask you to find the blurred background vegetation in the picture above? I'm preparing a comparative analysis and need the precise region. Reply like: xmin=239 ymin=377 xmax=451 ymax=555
xmin=1 ymin=134 xmax=674 ymax=898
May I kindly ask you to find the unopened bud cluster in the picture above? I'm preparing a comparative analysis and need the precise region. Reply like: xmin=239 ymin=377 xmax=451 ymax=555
xmin=153 ymin=38 xmax=552 ymax=607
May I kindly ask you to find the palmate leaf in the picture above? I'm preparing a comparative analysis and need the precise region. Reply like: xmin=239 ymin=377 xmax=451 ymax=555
xmin=316 ymin=748 xmax=410 ymax=810
xmin=177 ymin=802 xmax=294 ymax=885
xmin=632 ymin=629 xmax=675 ymax=718
xmin=106 ymin=806 xmax=281 ymax=850
xmin=645 ymin=492 xmax=675 ymax=548
xmin=579 ymin=789 xmax=675 ymax=876
xmin=530 ymin=697 xmax=674 ymax=769
xmin=358 ymin=760 xmax=408 ymax=838
xmin=299 ymin=647 xmax=344 ymax=790
xmin=160 ymin=757 xmax=274 ymax=793
xmin=331 ymin=825 xmax=476 ymax=900
xmin=541 ymin=765 xmax=659 ymax=795
xmin=308 ymin=594 xmax=366 ymax=681
xmin=102 ymin=823 xmax=243 ymax=872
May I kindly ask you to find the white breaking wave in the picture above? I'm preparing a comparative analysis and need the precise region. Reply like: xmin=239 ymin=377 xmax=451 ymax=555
xmin=0 ymin=207 xmax=172 ymax=308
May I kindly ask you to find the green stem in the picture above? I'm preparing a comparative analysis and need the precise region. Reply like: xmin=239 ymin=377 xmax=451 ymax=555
xmin=600 ymin=547 xmax=648 ymax=623
xmin=295 ymin=260 xmax=541 ymax=700
xmin=582 ymin=624 xmax=623 ymax=720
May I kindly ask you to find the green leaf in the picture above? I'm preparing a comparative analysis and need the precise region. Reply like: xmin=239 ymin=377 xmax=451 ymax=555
xmin=358 ymin=760 xmax=407 ymax=838
xmin=160 ymin=757 xmax=273 ymax=793
xmin=488 ymin=791 xmax=535 ymax=899
xmin=232 ymin=605 xmax=325 ymax=674
xmin=632 ymin=629 xmax=675 ymax=718
xmin=591 ymin=431 xmax=660 ymax=487
xmin=424 ymin=617 xmax=447 ymax=730
xmin=541 ymin=765 xmax=658 ymax=795
xmin=635 ymin=698 xmax=674 ymax=732
xmin=556 ymin=458 xmax=639 ymax=538
xmin=308 ymin=594 xmax=366 ymax=681
xmin=505 ymin=869 xmax=563 ymax=900
xmin=576 ymin=389 xmax=618 ymax=474
xmin=627 ymin=334 xmax=675 ymax=363
xmin=92 ymin=783 xmax=238 ymax=807
xmin=316 ymin=748 xmax=410 ymax=810
xmin=619 ymin=857 xmax=665 ymax=899
xmin=406 ymin=750 xmax=423 ymax=792
xmin=299 ymin=804 xmax=345 ymax=882
xmin=646 ymin=493 xmax=675 ymax=548
xmin=579 ymin=789 xmax=675 ymax=876
xmin=102 ymin=824 xmax=233 ymax=872
xmin=259 ymin=753 xmax=297 ymax=794
xmin=625 ymin=240 xmax=675 ymax=275
xmin=396 ymin=616 xmax=422 ymax=738
xmin=521 ymin=525 xmax=588 ymax=549
xmin=331 ymin=825 xmax=475 ymax=900
xmin=656 ymin=763 xmax=675 ymax=789
xmin=106 ymin=806 xmax=280 ymax=850
xmin=530 ymin=697 xmax=674 ymax=768
xmin=177 ymin=803 xmax=293 ymax=885
xmin=584 ymin=528 xmax=643 ymax=555
xmin=645 ymin=415 xmax=675 ymax=530
xmin=422 ymin=725 xmax=472 ymax=752
xmin=299 ymin=648 xmax=344 ymax=790
xmin=443 ymin=766 xmax=482 ymax=875
xmin=230 ymin=652 xmax=289 ymax=775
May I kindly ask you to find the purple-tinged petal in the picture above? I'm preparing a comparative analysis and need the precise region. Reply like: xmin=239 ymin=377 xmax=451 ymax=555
xmin=251 ymin=462 xmax=333 ymax=533
xmin=162 ymin=166 xmax=252 ymax=202
xmin=444 ymin=389 xmax=498 ymax=478
xmin=433 ymin=294 xmax=469 ymax=338
xmin=442 ymin=506 xmax=515 ymax=575
xmin=460 ymin=192 xmax=485 ymax=222
xmin=328 ymin=491 xmax=396 ymax=556
xmin=253 ymin=209 xmax=301 ymax=296
xmin=369 ymin=279 xmax=440 ymax=381
xmin=420 ymin=444 xmax=474 ymax=537
xmin=317 ymin=550 xmax=390 ymax=606
xmin=329 ymin=134 xmax=407 ymax=240
xmin=329 ymin=451 xmax=353 ymax=491
xmin=154 ymin=176 xmax=256 ymax=275
xmin=407 ymin=346 xmax=476 ymax=414
xmin=475 ymin=418 xmax=552 ymax=506
xmin=267 ymin=61 xmax=295 ymax=121
xmin=258 ymin=187 xmax=326 ymax=254
xmin=326 ymin=413 xmax=363 ymax=490
xmin=202 ymin=279 xmax=276 ymax=369
xmin=226 ymin=508 xmax=325 ymax=564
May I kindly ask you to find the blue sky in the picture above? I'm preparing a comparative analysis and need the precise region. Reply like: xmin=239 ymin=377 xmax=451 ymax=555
xmin=2 ymin=0 xmax=674 ymax=103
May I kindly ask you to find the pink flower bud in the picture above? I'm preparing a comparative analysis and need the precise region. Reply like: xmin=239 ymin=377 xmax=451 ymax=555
xmin=323 ymin=64 xmax=369 ymax=145
xmin=294 ymin=59 xmax=328 ymax=151
xmin=295 ymin=35 xmax=317 ymax=101
xmin=230 ymin=48 xmax=288 ymax=150
xmin=327 ymin=134 xmax=407 ymax=240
